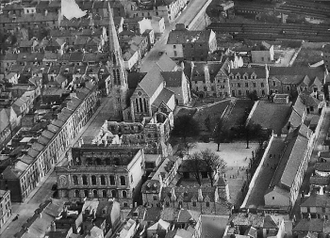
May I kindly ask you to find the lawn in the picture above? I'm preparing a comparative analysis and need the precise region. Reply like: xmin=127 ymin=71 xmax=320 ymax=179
xmin=193 ymin=100 xmax=231 ymax=132
xmin=224 ymin=100 xmax=254 ymax=130
xmin=293 ymin=48 xmax=323 ymax=67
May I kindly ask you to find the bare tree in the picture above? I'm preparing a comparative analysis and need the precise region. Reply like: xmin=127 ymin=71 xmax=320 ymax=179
xmin=185 ymin=149 xmax=226 ymax=186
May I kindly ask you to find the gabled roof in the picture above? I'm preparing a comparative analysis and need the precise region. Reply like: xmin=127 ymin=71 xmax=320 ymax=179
xmin=270 ymin=66 xmax=325 ymax=84
xmin=152 ymin=88 xmax=174 ymax=108
xmin=230 ymin=67 xmax=267 ymax=78
xmin=138 ymin=65 xmax=164 ymax=97
xmin=161 ymin=71 xmax=182 ymax=87
xmin=301 ymin=194 xmax=330 ymax=208
xmin=167 ymin=29 xmax=212 ymax=44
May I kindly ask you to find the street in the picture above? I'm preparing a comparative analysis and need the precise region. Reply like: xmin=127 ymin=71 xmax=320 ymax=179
xmin=0 ymin=0 xmax=212 ymax=235
xmin=0 ymin=96 xmax=114 ymax=237
xmin=139 ymin=0 xmax=210 ymax=72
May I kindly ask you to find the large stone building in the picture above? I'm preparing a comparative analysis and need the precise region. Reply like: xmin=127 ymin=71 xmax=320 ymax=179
xmin=166 ymin=24 xmax=218 ymax=61
xmin=56 ymin=147 xmax=145 ymax=209
xmin=0 ymin=190 xmax=11 ymax=232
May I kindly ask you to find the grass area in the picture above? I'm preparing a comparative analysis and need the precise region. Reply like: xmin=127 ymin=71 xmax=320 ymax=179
xmin=293 ymin=48 xmax=323 ymax=66
xmin=224 ymin=100 xmax=254 ymax=130
xmin=193 ymin=100 xmax=231 ymax=133
xmin=175 ymin=107 xmax=197 ymax=118
xmin=201 ymin=215 xmax=229 ymax=238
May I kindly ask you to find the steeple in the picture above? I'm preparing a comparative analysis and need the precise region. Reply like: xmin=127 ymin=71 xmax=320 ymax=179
xmin=107 ymin=2 xmax=128 ymax=120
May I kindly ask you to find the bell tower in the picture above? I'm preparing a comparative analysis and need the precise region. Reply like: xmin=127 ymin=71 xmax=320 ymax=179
xmin=107 ymin=2 xmax=128 ymax=120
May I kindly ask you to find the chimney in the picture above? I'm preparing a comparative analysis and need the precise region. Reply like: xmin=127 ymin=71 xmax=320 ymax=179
xmin=197 ymin=188 xmax=203 ymax=202
xmin=51 ymin=221 xmax=56 ymax=231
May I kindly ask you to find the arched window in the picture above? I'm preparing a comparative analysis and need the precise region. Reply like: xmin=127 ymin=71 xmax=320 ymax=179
xmin=122 ymin=191 xmax=127 ymax=198
xmin=103 ymin=190 xmax=107 ymax=198
xmin=106 ymin=159 xmax=110 ymax=165
xmin=95 ymin=158 xmax=102 ymax=165
xmin=100 ymin=175 xmax=106 ymax=185
xmin=82 ymin=175 xmax=88 ymax=185
xmin=206 ymin=202 xmax=210 ymax=207
xmin=73 ymin=175 xmax=78 ymax=185
xmin=120 ymin=176 xmax=126 ymax=185
xmin=111 ymin=190 xmax=117 ymax=197
xmin=91 ymin=175 xmax=97 ymax=185
xmin=84 ymin=190 xmax=89 ymax=198
xmin=110 ymin=175 xmax=115 ymax=185
xmin=93 ymin=190 xmax=98 ymax=198
xmin=75 ymin=190 xmax=80 ymax=198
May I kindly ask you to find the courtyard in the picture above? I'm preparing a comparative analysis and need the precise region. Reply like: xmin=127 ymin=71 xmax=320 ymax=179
xmin=190 ymin=142 xmax=259 ymax=206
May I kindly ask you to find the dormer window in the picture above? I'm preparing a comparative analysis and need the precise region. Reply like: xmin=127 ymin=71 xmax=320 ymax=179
xmin=65 ymin=68 xmax=69 ymax=73
xmin=251 ymin=73 xmax=257 ymax=79
xmin=235 ymin=73 xmax=240 ymax=79
xmin=100 ymin=69 xmax=104 ymax=73
xmin=243 ymin=73 xmax=248 ymax=79
xmin=229 ymin=74 xmax=234 ymax=79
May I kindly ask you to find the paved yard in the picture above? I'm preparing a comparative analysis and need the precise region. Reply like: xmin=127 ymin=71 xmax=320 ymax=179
xmin=243 ymin=137 xmax=286 ymax=208
xmin=190 ymin=142 xmax=259 ymax=206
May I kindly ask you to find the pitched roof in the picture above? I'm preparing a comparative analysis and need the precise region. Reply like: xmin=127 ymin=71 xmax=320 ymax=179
xmin=293 ymin=219 xmax=324 ymax=233
xmin=161 ymin=71 xmax=183 ymax=87
xmin=152 ymin=88 xmax=174 ymax=108
xmin=301 ymin=194 xmax=330 ymax=208
xmin=270 ymin=131 xmax=309 ymax=190
xmin=138 ymin=65 xmax=164 ymax=97
xmin=315 ymin=162 xmax=330 ymax=172
xmin=230 ymin=67 xmax=267 ymax=78
xmin=167 ymin=29 xmax=212 ymax=44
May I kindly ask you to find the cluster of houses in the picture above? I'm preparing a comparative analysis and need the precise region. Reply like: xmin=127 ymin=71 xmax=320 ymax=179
xmin=1 ymin=0 xmax=330 ymax=237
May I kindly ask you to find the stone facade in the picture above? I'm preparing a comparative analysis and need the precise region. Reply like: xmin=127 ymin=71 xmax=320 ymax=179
xmin=56 ymin=147 xmax=145 ymax=209
xmin=0 ymin=83 xmax=100 ymax=202
xmin=0 ymin=190 xmax=11 ymax=232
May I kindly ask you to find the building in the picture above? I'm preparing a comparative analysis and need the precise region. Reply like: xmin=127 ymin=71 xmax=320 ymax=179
xmin=264 ymin=125 xmax=313 ymax=208
xmin=322 ymin=44 xmax=330 ymax=71
xmin=250 ymin=41 xmax=274 ymax=64
xmin=292 ymin=219 xmax=330 ymax=238
xmin=300 ymin=194 xmax=330 ymax=219
xmin=56 ymin=147 xmax=145 ymax=209
xmin=0 ymin=82 xmax=100 ymax=202
xmin=228 ymin=66 xmax=269 ymax=98
xmin=223 ymin=212 xmax=286 ymax=238
xmin=166 ymin=24 xmax=217 ymax=61
xmin=0 ymin=190 xmax=11 ymax=232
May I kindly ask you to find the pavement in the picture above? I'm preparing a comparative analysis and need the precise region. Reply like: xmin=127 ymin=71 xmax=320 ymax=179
xmin=0 ymin=96 xmax=114 ymax=237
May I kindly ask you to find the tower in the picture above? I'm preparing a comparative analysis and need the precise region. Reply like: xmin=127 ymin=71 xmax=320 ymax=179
xmin=107 ymin=2 xmax=128 ymax=120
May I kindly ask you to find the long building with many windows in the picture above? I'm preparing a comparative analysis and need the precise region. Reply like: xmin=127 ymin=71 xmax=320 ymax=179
xmin=0 ymin=83 xmax=100 ymax=202
xmin=56 ymin=146 xmax=145 ymax=209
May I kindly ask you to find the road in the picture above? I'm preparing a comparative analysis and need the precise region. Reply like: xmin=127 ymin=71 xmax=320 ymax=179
xmin=139 ymin=0 xmax=210 ymax=72
xmin=0 ymin=96 xmax=114 ymax=237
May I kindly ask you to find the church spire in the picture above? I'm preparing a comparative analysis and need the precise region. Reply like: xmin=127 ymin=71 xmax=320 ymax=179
xmin=107 ymin=2 xmax=122 ymax=66
xmin=107 ymin=2 xmax=128 ymax=120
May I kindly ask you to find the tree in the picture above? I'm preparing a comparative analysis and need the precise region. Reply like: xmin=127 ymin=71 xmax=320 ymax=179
xmin=171 ymin=115 xmax=200 ymax=142
xmin=186 ymin=149 xmax=226 ymax=186
xmin=176 ymin=141 xmax=196 ymax=158
xmin=247 ymin=91 xmax=259 ymax=101
xmin=245 ymin=123 xmax=263 ymax=149
xmin=213 ymin=118 xmax=226 ymax=151
xmin=204 ymin=116 xmax=212 ymax=132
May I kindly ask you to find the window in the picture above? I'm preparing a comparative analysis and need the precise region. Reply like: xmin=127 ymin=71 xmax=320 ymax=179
xmin=73 ymin=175 xmax=78 ymax=185
xmin=91 ymin=175 xmax=96 ymax=185
xmin=272 ymin=196 xmax=275 ymax=200
xmin=253 ymin=83 xmax=256 ymax=88
xmin=245 ymin=83 xmax=248 ymax=87
xmin=93 ymin=190 xmax=98 ymax=198
xmin=103 ymin=190 xmax=107 ymax=198
xmin=120 ymin=176 xmax=126 ymax=185
xmin=124 ymin=202 xmax=128 ymax=207
xmin=273 ymin=81 xmax=276 ymax=86
xmin=238 ymin=90 xmax=241 ymax=96
xmin=84 ymin=190 xmax=89 ymax=198
xmin=204 ymin=86 xmax=207 ymax=91
xmin=110 ymin=175 xmax=115 ymax=185
xmin=82 ymin=175 xmax=88 ymax=185
xmin=261 ymin=83 xmax=264 ymax=87
xmin=174 ymin=51 xmax=177 ymax=57
xmin=237 ymin=83 xmax=240 ymax=88
xmin=173 ymin=45 xmax=176 ymax=49
xmin=206 ymin=202 xmax=210 ymax=207
xmin=193 ymin=201 xmax=196 ymax=207
xmin=131 ymin=175 xmax=133 ymax=183
xmin=101 ymin=175 xmax=106 ymax=185
xmin=75 ymin=190 xmax=80 ymax=198
xmin=111 ymin=190 xmax=117 ymax=197
xmin=122 ymin=191 xmax=127 ymax=198
xmin=201 ymin=172 xmax=208 ymax=178
xmin=262 ymin=90 xmax=265 ymax=95
xmin=153 ymin=195 xmax=158 ymax=201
